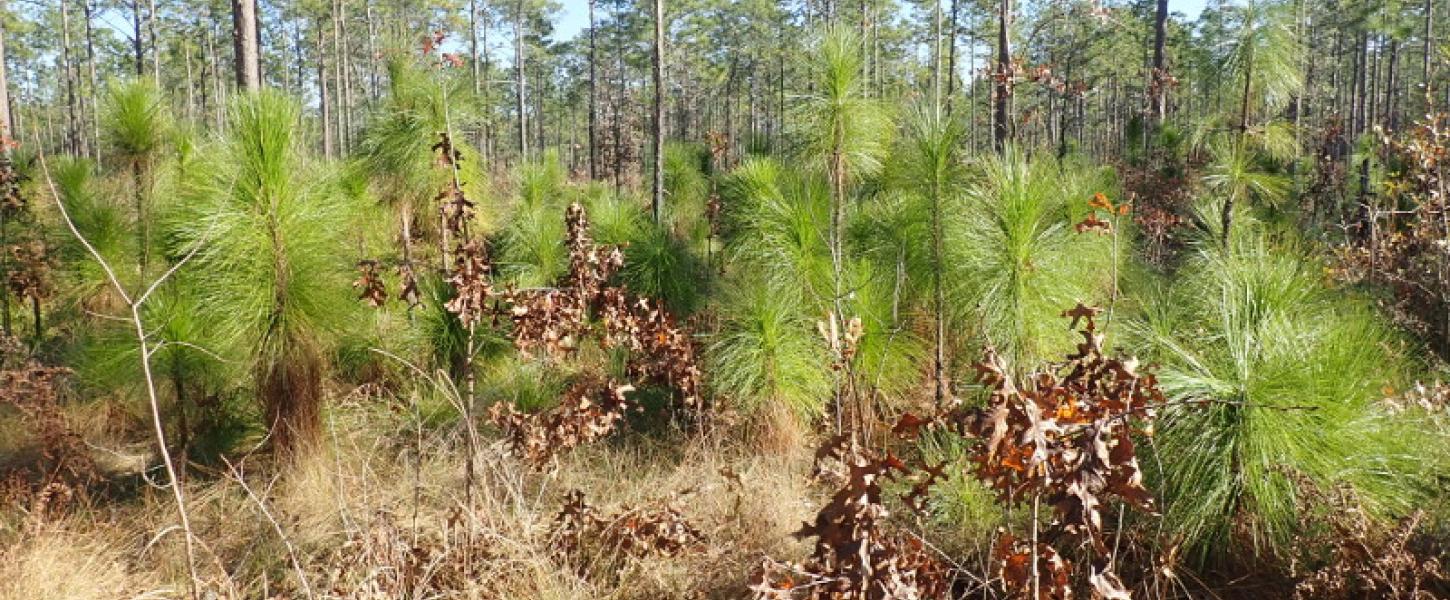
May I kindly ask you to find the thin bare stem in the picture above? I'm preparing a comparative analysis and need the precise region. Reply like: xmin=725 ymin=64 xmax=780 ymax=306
xmin=39 ymin=148 xmax=205 ymax=599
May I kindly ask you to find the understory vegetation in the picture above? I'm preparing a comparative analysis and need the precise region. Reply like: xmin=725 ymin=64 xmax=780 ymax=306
xmin=2 ymin=0 xmax=1450 ymax=598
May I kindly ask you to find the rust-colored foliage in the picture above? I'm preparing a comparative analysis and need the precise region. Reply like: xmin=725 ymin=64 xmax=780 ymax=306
xmin=599 ymin=290 xmax=702 ymax=408
xmin=353 ymin=259 xmax=388 ymax=307
xmin=505 ymin=203 xmax=623 ymax=360
xmin=488 ymin=378 xmax=635 ymax=469
xmin=1292 ymin=483 xmax=1448 ymax=600
xmin=6 ymin=240 xmax=52 ymax=304
xmin=895 ymin=304 xmax=1164 ymax=599
xmin=397 ymin=262 xmax=421 ymax=310
xmin=0 ymin=155 xmax=25 ymax=216
xmin=750 ymin=435 xmax=949 ymax=599
xmin=552 ymin=489 xmax=705 ymax=563
xmin=1333 ymin=113 xmax=1450 ymax=356
xmin=491 ymin=202 xmax=704 ymax=467
xmin=995 ymin=533 xmax=1074 ymax=600
xmin=0 ymin=365 xmax=96 ymax=498
xmin=445 ymin=240 xmax=493 ymax=328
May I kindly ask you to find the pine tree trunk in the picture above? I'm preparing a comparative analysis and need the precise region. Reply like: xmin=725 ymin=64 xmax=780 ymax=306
xmin=81 ymin=0 xmax=100 ymax=159
xmin=147 ymin=0 xmax=160 ymax=84
xmin=588 ymin=0 xmax=598 ymax=180
xmin=1354 ymin=32 xmax=1367 ymax=136
xmin=0 ymin=0 xmax=11 ymax=337
xmin=331 ymin=0 xmax=346 ymax=154
xmin=365 ymin=0 xmax=379 ymax=100
xmin=1150 ymin=0 xmax=1168 ymax=125
xmin=993 ymin=0 xmax=1012 ymax=152
xmin=652 ymin=0 xmax=666 ymax=223
xmin=1425 ymin=0 xmax=1435 ymax=99
xmin=469 ymin=0 xmax=480 ymax=96
xmin=132 ymin=0 xmax=145 ymax=76
xmin=60 ymin=0 xmax=82 ymax=157
xmin=233 ymin=0 xmax=261 ymax=89
xmin=945 ymin=0 xmax=959 ymax=115
xmin=1386 ymin=39 xmax=1399 ymax=131
xmin=318 ymin=24 xmax=333 ymax=159
xmin=514 ymin=1 xmax=527 ymax=160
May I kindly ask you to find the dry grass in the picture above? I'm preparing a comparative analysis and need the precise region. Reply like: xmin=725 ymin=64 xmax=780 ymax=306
xmin=0 ymin=525 xmax=168 ymax=600
xmin=0 ymin=397 xmax=824 ymax=599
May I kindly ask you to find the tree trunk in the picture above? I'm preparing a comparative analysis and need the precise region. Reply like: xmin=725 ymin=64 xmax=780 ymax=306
xmin=81 ymin=0 xmax=100 ymax=159
xmin=132 ymin=0 xmax=145 ymax=76
xmin=514 ymin=1 xmax=527 ymax=159
xmin=232 ymin=0 xmax=261 ymax=89
xmin=945 ymin=0 xmax=959 ymax=115
xmin=469 ymin=0 xmax=480 ymax=96
xmin=365 ymin=0 xmax=379 ymax=100
xmin=1385 ymin=39 xmax=1399 ymax=131
xmin=0 ymin=0 xmax=12 ymax=144
xmin=60 ymin=0 xmax=82 ymax=157
xmin=318 ymin=24 xmax=333 ymax=159
xmin=331 ymin=0 xmax=345 ymax=154
xmin=1150 ymin=0 xmax=1168 ymax=125
xmin=993 ymin=0 xmax=1012 ymax=152
xmin=0 ymin=0 xmax=10 ymax=337
xmin=588 ymin=0 xmax=598 ymax=180
xmin=1354 ymin=31 xmax=1367 ymax=136
xmin=652 ymin=0 xmax=665 ymax=223
xmin=147 ymin=0 xmax=160 ymax=84
xmin=1425 ymin=0 xmax=1435 ymax=99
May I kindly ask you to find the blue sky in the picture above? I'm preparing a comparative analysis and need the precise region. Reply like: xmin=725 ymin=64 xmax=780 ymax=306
xmin=551 ymin=0 xmax=1214 ymax=41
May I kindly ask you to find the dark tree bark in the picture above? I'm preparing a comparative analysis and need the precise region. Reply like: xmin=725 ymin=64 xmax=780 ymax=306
xmin=60 ymin=0 xmax=82 ymax=157
xmin=588 ymin=0 xmax=598 ymax=180
xmin=318 ymin=24 xmax=333 ymax=159
xmin=514 ymin=0 xmax=527 ymax=159
xmin=0 ymin=0 xmax=11 ymax=337
xmin=1150 ymin=0 xmax=1168 ymax=124
xmin=469 ymin=0 xmax=480 ymax=96
xmin=993 ymin=0 xmax=1012 ymax=152
xmin=1425 ymin=0 xmax=1435 ymax=96
xmin=945 ymin=0 xmax=959 ymax=115
xmin=232 ymin=0 xmax=261 ymax=89
xmin=148 ymin=0 xmax=160 ymax=84
xmin=132 ymin=0 xmax=145 ymax=76
xmin=652 ymin=0 xmax=666 ymax=223
xmin=81 ymin=0 xmax=99 ymax=158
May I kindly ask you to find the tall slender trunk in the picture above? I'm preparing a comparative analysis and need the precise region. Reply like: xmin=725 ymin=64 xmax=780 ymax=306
xmin=1354 ymin=31 xmax=1367 ymax=136
xmin=932 ymin=0 xmax=943 ymax=111
xmin=1369 ymin=36 xmax=1381 ymax=132
xmin=331 ymin=0 xmax=346 ymax=154
xmin=993 ymin=0 xmax=1012 ymax=152
xmin=469 ymin=0 xmax=480 ymax=96
xmin=945 ymin=0 xmax=959 ymax=115
xmin=1 ymin=1 xmax=13 ymax=145
xmin=133 ymin=0 xmax=145 ymax=76
xmin=1150 ymin=0 xmax=1168 ymax=125
xmin=184 ymin=42 xmax=195 ymax=121
xmin=481 ymin=13 xmax=492 ymax=161
xmin=233 ymin=0 xmax=261 ymax=89
xmin=81 ymin=0 xmax=100 ymax=159
xmin=318 ymin=24 xmax=333 ymax=159
xmin=1425 ymin=0 xmax=1435 ymax=99
xmin=60 ymin=0 xmax=82 ymax=157
xmin=652 ymin=0 xmax=665 ymax=223
xmin=148 ymin=0 xmax=160 ymax=84
xmin=0 ymin=0 xmax=10 ymax=337
xmin=339 ymin=0 xmax=355 ymax=153
xmin=588 ymin=0 xmax=598 ymax=180
xmin=514 ymin=1 xmax=527 ymax=159
xmin=365 ymin=0 xmax=379 ymax=99
xmin=1385 ymin=40 xmax=1399 ymax=131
